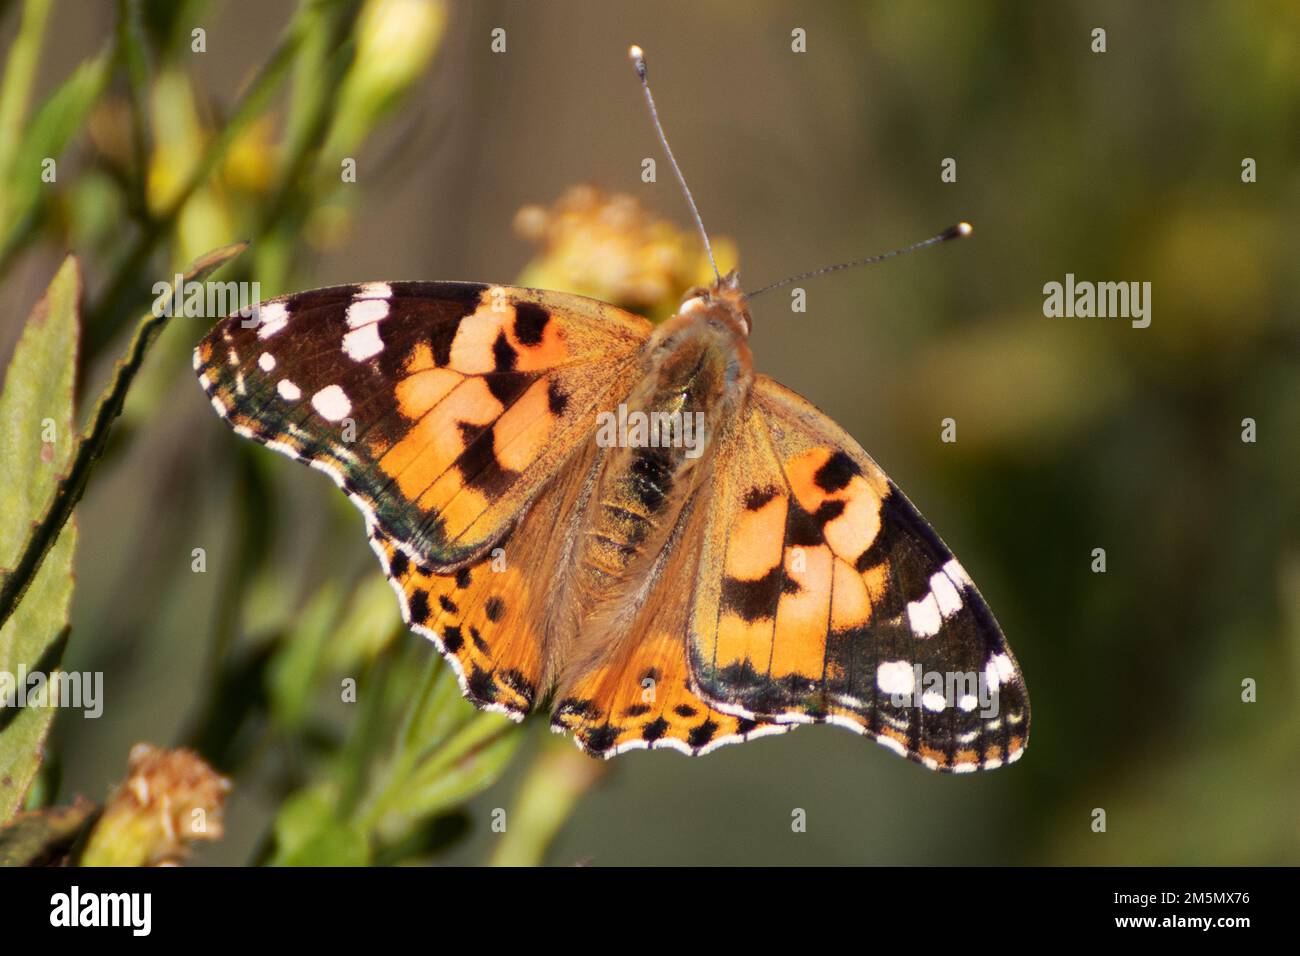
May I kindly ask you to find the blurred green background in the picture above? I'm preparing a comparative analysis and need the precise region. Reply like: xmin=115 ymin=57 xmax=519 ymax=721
xmin=1 ymin=0 xmax=1297 ymax=865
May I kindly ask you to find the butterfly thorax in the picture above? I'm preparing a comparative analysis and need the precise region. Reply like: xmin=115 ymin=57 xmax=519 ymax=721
xmin=568 ymin=279 xmax=754 ymax=616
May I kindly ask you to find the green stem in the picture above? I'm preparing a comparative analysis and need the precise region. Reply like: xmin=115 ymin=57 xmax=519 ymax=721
xmin=114 ymin=0 xmax=153 ymax=219
xmin=0 ymin=0 xmax=53 ymax=188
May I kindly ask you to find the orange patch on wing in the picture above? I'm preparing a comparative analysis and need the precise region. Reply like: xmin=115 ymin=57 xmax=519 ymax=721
xmin=403 ymin=341 xmax=435 ymax=374
xmin=556 ymin=628 xmax=771 ymax=754
xmin=448 ymin=306 xmax=507 ymax=374
xmin=725 ymin=494 xmax=787 ymax=580
xmin=491 ymin=378 xmax=556 ymax=472
xmin=395 ymin=367 xmax=463 ymax=420
xmin=831 ymin=558 xmax=871 ymax=631
xmin=422 ymin=476 xmax=492 ymax=542
xmin=880 ymin=726 xmax=911 ymax=751
xmin=919 ymin=744 xmax=948 ymax=765
xmin=714 ymin=613 xmax=774 ymax=671
xmin=414 ymin=466 xmax=468 ymax=518
xmin=380 ymin=378 xmax=502 ymax=499
xmin=861 ymin=561 xmax=889 ymax=609
xmin=786 ymin=448 xmax=835 ymax=513
xmin=380 ymin=534 xmax=542 ymax=715
xmin=785 ymin=449 xmax=884 ymax=563
xmin=770 ymin=545 xmax=831 ymax=679
xmin=509 ymin=314 xmax=568 ymax=371
xmin=823 ymin=477 xmax=883 ymax=561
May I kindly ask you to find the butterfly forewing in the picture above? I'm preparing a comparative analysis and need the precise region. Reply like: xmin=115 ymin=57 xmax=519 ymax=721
xmin=686 ymin=375 xmax=1029 ymax=772
xmin=195 ymin=282 xmax=650 ymax=568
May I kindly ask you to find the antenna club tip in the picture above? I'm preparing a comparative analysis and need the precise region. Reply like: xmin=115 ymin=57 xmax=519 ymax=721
xmin=957 ymin=221 xmax=973 ymax=236
xmin=628 ymin=44 xmax=646 ymax=75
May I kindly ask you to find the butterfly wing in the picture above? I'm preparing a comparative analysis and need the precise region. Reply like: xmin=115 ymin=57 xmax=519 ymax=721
xmin=195 ymin=282 xmax=651 ymax=569
xmin=365 ymin=440 xmax=600 ymax=719
xmin=686 ymin=375 xmax=1030 ymax=771
xmin=197 ymin=283 xmax=653 ymax=720
xmin=550 ymin=493 xmax=791 ymax=755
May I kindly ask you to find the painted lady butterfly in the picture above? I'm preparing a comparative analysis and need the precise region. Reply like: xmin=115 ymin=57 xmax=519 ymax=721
xmin=193 ymin=47 xmax=1028 ymax=771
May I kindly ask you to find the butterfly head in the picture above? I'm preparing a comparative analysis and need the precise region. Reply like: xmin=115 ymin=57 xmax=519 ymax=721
xmin=678 ymin=270 xmax=752 ymax=336
xmin=640 ymin=270 xmax=754 ymax=415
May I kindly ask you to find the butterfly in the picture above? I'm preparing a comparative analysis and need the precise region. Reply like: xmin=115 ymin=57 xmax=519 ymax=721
xmin=192 ymin=47 xmax=1028 ymax=772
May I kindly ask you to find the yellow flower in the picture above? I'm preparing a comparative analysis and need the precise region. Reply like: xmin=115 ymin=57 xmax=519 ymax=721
xmin=323 ymin=0 xmax=448 ymax=157
xmin=223 ymin=115 xmax=279 ymax=195
xmin=514 ymin=185 xmax=738 ymax=322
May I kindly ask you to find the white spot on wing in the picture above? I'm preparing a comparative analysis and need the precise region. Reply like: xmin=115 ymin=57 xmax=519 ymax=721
xmin=342 ymin=323 xmax=384 ymax=361
xmin=255 ymin=302 xmax=290 ymax=339
xmin=930 ymin=570 xmax=963 ymax=617
xmin=346 ymin=298 xmax=388 ymax=328
xmin=312 ymin=385 xmax=351 ymax=421
xmin=906 ymin=592 xmax=943 ymax=637
xmin=277 ymin=379 xmax=301 ymax=401
xmin=942 ymin=557 xmax=974 ymax=589
xmin=876 ymin=660 xmax=915 ymax=695
xmin=921 ymin=690 xmax=947 ymax=712
xmin=984 ymin=652 xmax=1015 ymax=692
xmin=876 ymin=734 xmax=907 ymax=757
xmin=359 ymin=281 xmax=392 ymax=299
xmin=258 ymin=352 xmax=276 ymax=371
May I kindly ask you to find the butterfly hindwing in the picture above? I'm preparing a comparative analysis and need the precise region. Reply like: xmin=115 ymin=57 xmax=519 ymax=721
xmin=365 ymin=439 xmax=603 ymax=718
xmin=551 ymin=495 xmax=791 ymax=756
xmin=195 ymin=282 xmax=650 ymax=569
xmin=687 ymin=375 xmax=1029 ymax=771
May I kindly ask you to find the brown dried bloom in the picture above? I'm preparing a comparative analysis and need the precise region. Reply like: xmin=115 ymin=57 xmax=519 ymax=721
xmin=80 ymin=744 xmax=232 ymax=867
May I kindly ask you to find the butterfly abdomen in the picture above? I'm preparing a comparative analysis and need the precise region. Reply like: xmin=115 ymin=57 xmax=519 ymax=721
xmin=578 ymin=314 xmax=749 ymax=590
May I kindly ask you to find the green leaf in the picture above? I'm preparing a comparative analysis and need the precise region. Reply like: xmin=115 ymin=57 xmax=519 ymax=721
xmin=266 ymin=580 xmax=345 ymax=729
xmin=0 ymin=241 xmax=247 ymax=632
xmin=359 ymin=710 xmax=522 ymax=845
xmin=0 ymin=798 xmax=97 ymax=866
xmin=0 ymin=257 xmax=80 ymax=823
xmin=269 ymin=786 xmax=369 ymax=867
xmin=0 ymin=49 xmax=113 ymax=266
xmin=323 ymin=572 xmax=403 ymax=671
xmin=0 ymin=0 xmax=54 ymax=186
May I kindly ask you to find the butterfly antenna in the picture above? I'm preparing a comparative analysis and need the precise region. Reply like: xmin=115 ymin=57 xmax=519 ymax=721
xmin=745 ymin=221 xmax=973 ymax=300
xmin=629 ymin=44 xmax=721 ymax=285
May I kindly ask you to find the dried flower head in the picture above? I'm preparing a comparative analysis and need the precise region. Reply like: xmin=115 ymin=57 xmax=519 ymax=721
xmin=81 ymin=744 xmax=232 ymax=867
